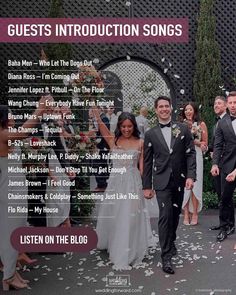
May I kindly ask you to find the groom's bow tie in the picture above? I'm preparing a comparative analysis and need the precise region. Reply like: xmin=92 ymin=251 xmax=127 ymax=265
xmin=230 ymin=115 xmax=236 ymax=121
xmin=159 ymin=122 xmax=171 ymax=128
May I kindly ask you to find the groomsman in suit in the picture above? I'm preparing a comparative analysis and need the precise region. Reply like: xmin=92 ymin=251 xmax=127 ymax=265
xmin=143 ymin=96 xmax=196 ymax=274
xmin=211 ymin=92 xmax=236 ymax=241
xmin=208 ymin=96 xmax=227 ymax=231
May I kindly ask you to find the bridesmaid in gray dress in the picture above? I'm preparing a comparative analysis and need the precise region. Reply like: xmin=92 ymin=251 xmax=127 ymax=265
xmin=0 ymin=96 xmax=52 ymax=291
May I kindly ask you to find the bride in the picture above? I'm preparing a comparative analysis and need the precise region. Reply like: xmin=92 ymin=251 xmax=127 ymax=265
xmin=92 ymin=108 xmax=156 ymax=270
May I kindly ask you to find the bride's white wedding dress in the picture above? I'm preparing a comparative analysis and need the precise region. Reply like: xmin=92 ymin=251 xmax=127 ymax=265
xmin=96 ymin=148 xmax=157 ymax=269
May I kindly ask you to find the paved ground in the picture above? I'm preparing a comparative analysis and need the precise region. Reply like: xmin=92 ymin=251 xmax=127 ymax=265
xmin=2 ymin=210 xmax=236 ymax=295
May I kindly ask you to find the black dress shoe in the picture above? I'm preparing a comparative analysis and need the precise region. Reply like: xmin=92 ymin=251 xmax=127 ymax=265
xmin=216 ymin=230 xmax=227 ymax=242
xmin=162 ymin=260 xmax=175 ymax=274
xmin=226 ymin=226 xmax=235 ymax=236
xmin=170 ymin=244 xmax=177 ymax=256
xmin=209 ymin=225 xmax=220 ymax=231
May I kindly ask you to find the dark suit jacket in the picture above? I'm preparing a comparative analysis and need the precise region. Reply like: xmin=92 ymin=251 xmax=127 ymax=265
xmin=208 ymin=113 xmax=227 ymax=152
xmin=143 ymin=122 xmax=196 ymax=190
xmin=213 ymin=114 xmax=236 ymax=174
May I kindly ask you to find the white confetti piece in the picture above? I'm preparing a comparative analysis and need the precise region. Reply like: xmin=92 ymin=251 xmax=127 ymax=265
xmin=126 ymin=55 xmax=131 ymax=60
xmin=161 ymin=57 xmax=165 ymax=62
xmin=93 ymin=58 xmax=100 ymax=64
xmin=180 ymin=89 xmax=185 ymax=95
xmin=164 ymin=68 xmax=168 ymax=73
xmin=186 ymin=148 xmax=190 ymax=153
xmin=148 ymin=142 xmax=152 ymax=147
xmin=174 ymin=74 xmax=180 ymax=79
xmin=126 ymin=1 xmax=131 ymax=6
xmin=144 ymin=269 xmax=154 ymax=276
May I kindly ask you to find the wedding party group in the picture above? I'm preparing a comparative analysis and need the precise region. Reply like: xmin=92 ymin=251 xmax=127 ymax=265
xmin=0 ymin=92 xmax=236 ymax=291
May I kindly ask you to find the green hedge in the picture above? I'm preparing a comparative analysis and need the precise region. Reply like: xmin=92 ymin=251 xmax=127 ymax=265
xmin=203 ymin=191 xmax=236 ymax=209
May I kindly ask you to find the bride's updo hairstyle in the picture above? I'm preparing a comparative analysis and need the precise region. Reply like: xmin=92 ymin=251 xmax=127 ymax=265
xmin=0 ymin=105 xmax=9 ymax=129
xmin=114 ymin=112 xmax=140 ymax=145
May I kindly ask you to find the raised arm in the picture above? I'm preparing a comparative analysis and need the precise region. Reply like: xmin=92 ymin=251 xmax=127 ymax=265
xmin=200 ymin=121 xmax=208 ymax=152
xmin=92 ymin=107 xmax=114 ymax=148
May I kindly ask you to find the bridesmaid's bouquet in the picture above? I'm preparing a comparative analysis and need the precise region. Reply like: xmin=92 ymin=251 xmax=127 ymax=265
xmin=191 ymin=122 xmax=202 ymax=140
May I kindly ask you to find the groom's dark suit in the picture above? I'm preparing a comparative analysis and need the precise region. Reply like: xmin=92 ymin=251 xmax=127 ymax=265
xmin=208 ymin=113 xmax=227 ymax=201
xmin=213 ymin=114 xmax=236 ymax=230
xmin=143 ymin=122 xmax=196 ymax=261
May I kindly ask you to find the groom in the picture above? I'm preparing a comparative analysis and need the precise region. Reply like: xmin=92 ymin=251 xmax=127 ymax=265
xmin=211 ymin=91 xmax=236 ymax=241
xmin=143 ymin=96 xmax=196 ymax=274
